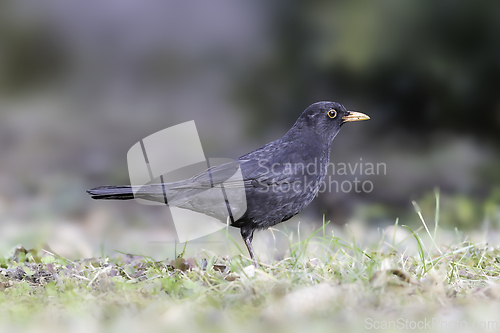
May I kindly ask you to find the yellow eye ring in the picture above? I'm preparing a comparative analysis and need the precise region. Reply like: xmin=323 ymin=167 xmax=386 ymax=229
xmin=328 ymin=109 xmax=337 ymax=119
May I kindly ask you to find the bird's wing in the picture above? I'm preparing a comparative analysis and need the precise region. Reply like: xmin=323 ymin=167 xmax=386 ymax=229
xmin=237 ymin=158 xmax=299 ymax=188
xmin=167 ymin=160 xmax=252 ymax=190
xmin=159 ymin=139 xmax=298 ymax=191
xmin=167 ymin=157 xmax=294 ymax=191
xmin=236 ymin=139 xmax=305 ymax=187
xmin=128 ymin=139 xmax=306 ymax=208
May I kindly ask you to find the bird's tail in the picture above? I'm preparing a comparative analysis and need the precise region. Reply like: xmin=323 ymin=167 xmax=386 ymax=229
xmin=87 ymin=185 xmax=136 ymax=200
xmin=87 ymin=184 xmax=169 ymax=202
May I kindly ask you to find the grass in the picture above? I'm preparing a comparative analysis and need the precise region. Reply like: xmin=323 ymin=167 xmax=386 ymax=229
xmin=1 ymin=194 xmax=500 ymax=332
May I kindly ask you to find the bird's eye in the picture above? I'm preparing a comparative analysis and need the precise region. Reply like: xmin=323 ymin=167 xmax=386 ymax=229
xmin=327 ymin=109 xmax=337 ymax=119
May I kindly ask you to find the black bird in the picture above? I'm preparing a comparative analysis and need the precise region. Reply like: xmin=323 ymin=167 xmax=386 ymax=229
xmin=87 ymin=102 xmax=369 ymax=265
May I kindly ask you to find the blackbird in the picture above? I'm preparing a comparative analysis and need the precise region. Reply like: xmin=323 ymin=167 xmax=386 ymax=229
xmin=87 ymin=101 xmax=369 ymax=265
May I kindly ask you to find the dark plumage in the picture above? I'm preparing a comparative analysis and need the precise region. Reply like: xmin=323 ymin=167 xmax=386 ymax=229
xmin=87 ymin=101 xmax=369 ymax=265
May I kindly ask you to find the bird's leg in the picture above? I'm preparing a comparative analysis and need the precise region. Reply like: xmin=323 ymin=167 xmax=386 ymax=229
xmin=241 ymin=227 xmax=258 ymax=267
xmin=244 ymin=238 xmax=258 ymax=267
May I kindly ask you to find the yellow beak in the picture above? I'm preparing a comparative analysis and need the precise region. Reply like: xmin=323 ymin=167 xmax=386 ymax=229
xmin=342 ymin=111 xmax=370 ymax=122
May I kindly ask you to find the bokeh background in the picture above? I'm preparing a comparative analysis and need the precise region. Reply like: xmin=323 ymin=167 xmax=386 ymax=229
xmin=1 ymin=0 xmax=500 ymax=258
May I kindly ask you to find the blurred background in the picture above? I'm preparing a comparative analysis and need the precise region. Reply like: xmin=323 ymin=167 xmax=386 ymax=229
xmin=1 ymin=0 xmax=500 ymax=259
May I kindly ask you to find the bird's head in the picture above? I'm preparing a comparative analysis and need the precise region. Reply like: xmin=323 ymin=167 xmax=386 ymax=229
xmin=289 ymin=101 xmax=370 ymax=144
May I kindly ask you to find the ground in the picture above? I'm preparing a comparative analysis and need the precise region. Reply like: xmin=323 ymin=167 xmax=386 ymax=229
xmin=1 ymin=215 xmax=500 ymax=333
